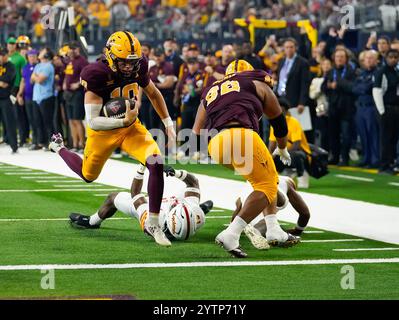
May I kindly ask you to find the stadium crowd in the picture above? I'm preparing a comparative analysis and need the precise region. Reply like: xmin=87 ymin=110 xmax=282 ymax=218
xmin=1 ymin=0 xmax=399 ymax=191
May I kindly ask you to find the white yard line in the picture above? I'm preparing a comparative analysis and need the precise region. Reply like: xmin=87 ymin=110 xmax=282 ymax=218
xmin=0 ymin=217 xmax=131 ymax=222
xmin=335 ymin=174 xmax=374 ymax=182
xmin=5 ymin=172 xmax=49 ymax=175
xmin=1 ymin=258 xmax=399 ymax=271
xmin=0 ymin=216 xmax=231 ymax=222
xmin=0 ymin=189 xmax=123 ymax=193
xmin=333 ymin=248 xmax=399 ymax=252
xmin=52 ymin=184 xmax=109 ymax=188
xmin=303 ymin=231 xmax=325 ymax=234
xmin=301 ymin=239 xmax=364 ymax=243
xmin=210 ymin=209 xmax=225 ymax=212
xmin=1 ymin=146 xmax=399 ymax=245
xmin=36 ymin=180 xmax=82 ymax=183
xmin=0 ymin=166 xmax=29 ymax=170
xmin=93 ymin=194 xmax=110 ymax=197
xmin=21 ymin=176 xmax=65 ymax=179
xmin=388 ymin=182 xmax=399 ymax=187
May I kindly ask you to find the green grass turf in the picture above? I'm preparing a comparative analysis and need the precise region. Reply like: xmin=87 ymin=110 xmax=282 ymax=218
xmin=118 ymin=157 xmax=399 ymax=207
xmin=0 ymin=164 xmax=399 ymax=299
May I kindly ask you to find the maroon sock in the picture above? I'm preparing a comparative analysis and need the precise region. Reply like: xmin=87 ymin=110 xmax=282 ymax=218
xmin=59 ymin=148 xmax=90 ymax=182
xmin=146 ymin=155 xmax=164 ymax=213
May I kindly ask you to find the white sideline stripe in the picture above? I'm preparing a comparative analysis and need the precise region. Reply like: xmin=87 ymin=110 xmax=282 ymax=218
xmin=0 ymin=217 xmax=132 ymax=222
xmin=388 ymin=182 xmax=399 ymax=187
xmin=0 ymin=167 xmax=29 ymax=170
xmin=21 ymin=176 xmax=64 ymax=179
xmin=93 ymin=194 xmax=110 ymax=197
xmin=0 ymin=216 xmax=230 ymax=222
xmin=36 ymin=180 xmax=83 ymax=183
xmin=5 ymin=172 xmax=49 ymax=175
xmin=335 ymin=174 xmax=374 ymax=182
xmin=2 ymin=147 xmax=399 ymax=245
xmin=303 ymin=231 xmax=325 ymax=234
xmin=1 ymin=258 xmax=399 ymax=271
xmin=210 ymin=209 xmax=225 ymax=212
xmin=333 ymin=248 xmax=399 ymax=252
xmin=52 ymin=184 xmax=111 ymax=188
xmin=0 ymin=189 xmax=123 ymax=193
xmin=301 ymin=239 xmax=364 ymax=243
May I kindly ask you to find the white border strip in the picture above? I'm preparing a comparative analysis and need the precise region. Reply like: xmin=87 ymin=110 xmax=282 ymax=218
xmin=335 ymin=174 xmax=374 ymax=182
xmin=301 ymin=239 xmax=364 ymax=243
xmin=0 ymin=216 xmax=230 ymax=222
xmin=1 ymin=258 xmax=399 ymax=271
xmin=0 ymin=189 xmax=123 ymax=192
xmin=333 ymin=248 xmax=399 ymax=252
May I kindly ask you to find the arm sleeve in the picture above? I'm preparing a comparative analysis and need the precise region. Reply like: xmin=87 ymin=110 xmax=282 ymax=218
xmin=372 ymin=70 xmax=385 ymax=115
xmin=85 ymin=103 xmax=125 ymax=130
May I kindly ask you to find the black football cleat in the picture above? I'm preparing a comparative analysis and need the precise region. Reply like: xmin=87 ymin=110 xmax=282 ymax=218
xmin=199 ymin=200 xmax=214 ymax=215
xmin=69 ymin=213 xmax=100 ymax=229
xmin=268 ymin=233 xmax=301 ymax=248
xmin=163 ymin=165 xmax=176 ymax=177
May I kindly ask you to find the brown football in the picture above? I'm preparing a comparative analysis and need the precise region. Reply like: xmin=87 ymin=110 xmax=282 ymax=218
xmin=101 ymin=97 xmax=134 ymax=119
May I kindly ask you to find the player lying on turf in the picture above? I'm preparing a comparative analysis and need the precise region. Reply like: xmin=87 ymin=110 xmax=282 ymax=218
xmin=232 ymin=176 xmax=310 ymax=249
xmin=69 ymin=165 xmax=213 ymax=241
xmin=50 ymin=31 xmax=176 ymax=247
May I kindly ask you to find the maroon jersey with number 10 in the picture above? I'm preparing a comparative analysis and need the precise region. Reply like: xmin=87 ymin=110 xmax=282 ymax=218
xmin=80 ymin=56 xmax=150 ymax=105
xmin=200 ymin=70 xmax=273 ymax=133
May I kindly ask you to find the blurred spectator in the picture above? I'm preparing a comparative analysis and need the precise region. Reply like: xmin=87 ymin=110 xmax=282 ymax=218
xmin=269 ymin=97 xmax=311 ymax=188
xmin=17 ymin=49 xmax=40 ymax=150
xmin=241 ymin=42 xmax=265 ymax=70
xmin=353 ymin=50 xmax=380 ymax=169
xmin=372 ymin=49 xmax=399 ymax=174
xmin=148 ymin=48 xmax=176 ymax=129
xmin=7 ymin=36 xmax=29 ymax=147
xmin=0 ymin=47 xmax=17 ymax=153
xmin=53 ymin=53 xmax=67 ymax=144
xmin=31 ymin=47 xmax=55 ymax=149
xmin=63 ymin=41 xmax=88 ymax=153
xmin=309 ymin=58 xmax=332 ymax=151
xmin=88 ymin=0 xmax=111 ymax=28
xmin=205 ymin=44 xmax=235 ymax=84
xmin=110 ymin=0 xmax=132 ymax=30
xmin=322 ymin=48 xmax=356 ymax=166
xmin=163 ymin=38 xmax=184 ymax=78
xmin=366 ymin=34 xmax=391 ymax=67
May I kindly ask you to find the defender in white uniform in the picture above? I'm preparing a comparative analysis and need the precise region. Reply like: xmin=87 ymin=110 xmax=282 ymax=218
xmin=69 ymin=165 xmax=213 ymax=241
xmin=233 ymin=176 xmax=310 ymax=249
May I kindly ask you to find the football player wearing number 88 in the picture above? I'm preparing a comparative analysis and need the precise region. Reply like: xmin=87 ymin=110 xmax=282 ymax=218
xmin=69 ymin=164 xmax=213 ymax=241
xmin=49 ymin=31 xmax=176 ymax=247
xmin=193 ymin=59 xmax=297 ymax=258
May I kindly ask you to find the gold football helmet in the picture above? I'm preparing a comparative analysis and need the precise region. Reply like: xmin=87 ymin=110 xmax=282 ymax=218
xmin=104 ymin=31 xmax=142 ymax=78
xmin=225 ymin=59 xmax=254 ymax=75
xmin=16 ymin=35 xmax=31 ymax=49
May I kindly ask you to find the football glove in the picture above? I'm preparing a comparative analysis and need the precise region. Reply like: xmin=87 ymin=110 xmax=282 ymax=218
xmin=273 ymin=147 xmax=292 ymax=166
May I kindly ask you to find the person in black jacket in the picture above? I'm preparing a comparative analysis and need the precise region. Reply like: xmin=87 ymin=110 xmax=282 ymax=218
xmin=322 ymin=48 xmax=356 ymax=166
xmin=276 ymin=38 xmax=310 ymax=113
xmin=276 ymin=38 xmax=312 ymax=141
xmin=0 ymin=47 xmax=17 ymax=153
xmin=372 ymin=49 xmax=399 ymax=174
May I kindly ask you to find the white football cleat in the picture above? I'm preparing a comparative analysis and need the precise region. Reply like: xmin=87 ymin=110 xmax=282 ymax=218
xmin=49 ymin=133 xmax=65 ymax=153
xmin=244 ymin=224 xmax=270 ymax=250
xmin=145 ymin=223 xmax=172 ymax=247
xmin=215 ymin=230 xmax=247 ymax=258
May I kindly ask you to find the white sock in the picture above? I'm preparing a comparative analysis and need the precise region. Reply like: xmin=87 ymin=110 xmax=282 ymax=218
xmin=89 ymin=212 xmax=103 ymax=226
xmin=226 ymin=216 xmax=247 ymax=237
xmin=147 ymin=213 xmax=159 ymax=226
xmin=265 ymin=214 xmax=288 ymax=241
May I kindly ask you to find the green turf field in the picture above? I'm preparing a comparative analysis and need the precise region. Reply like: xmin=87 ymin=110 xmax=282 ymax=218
xmin=0 ymin=162 xmax=398 ymax=299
